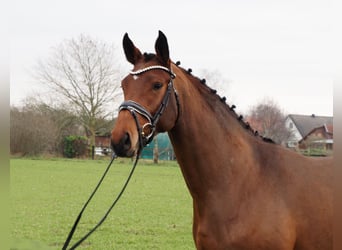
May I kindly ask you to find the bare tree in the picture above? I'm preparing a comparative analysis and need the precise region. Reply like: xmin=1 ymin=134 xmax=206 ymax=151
xmin=10 ymin=106 xmax=59 ymax=155
xmin=10 ymin=96 xmax=85 ymax=156
xmin=34 ymin=34 xmax=122 ymax=151
xmin=246 ymin=98 xmax=293 ymax=145
xmin=199 ymin=69 xmax=231 ymax=95
xmin=23 ymin=96 xmax=86 ymax=153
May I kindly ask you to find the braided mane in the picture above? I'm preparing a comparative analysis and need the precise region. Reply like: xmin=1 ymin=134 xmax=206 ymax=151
xmin=173 ymin=60 xmax=275 ymax=144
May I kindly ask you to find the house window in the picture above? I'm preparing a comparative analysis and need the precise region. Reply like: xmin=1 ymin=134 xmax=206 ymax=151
xmin=289 ymin=122 xmax=293 ymax=129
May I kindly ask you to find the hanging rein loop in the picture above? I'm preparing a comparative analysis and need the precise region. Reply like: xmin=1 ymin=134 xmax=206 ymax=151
xmin=62 ymin=65 xmax=179 ymax=250
xmin=62 ymin=111 xmax=144 ymax=250
xmin=119 ymin=65 xmax=179 ymax=146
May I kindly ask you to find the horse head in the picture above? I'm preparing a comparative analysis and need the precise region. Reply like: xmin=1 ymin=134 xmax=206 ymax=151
xmin=111 ymin=31 xmax=179 ymax=157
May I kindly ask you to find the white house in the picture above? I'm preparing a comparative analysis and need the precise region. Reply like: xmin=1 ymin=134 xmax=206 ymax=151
xmin=285 ymin=114 xmax=333 ymax=148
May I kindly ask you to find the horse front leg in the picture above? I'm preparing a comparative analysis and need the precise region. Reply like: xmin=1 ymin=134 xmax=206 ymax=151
xmin=192 ymin=203 xmax=223 ymax=250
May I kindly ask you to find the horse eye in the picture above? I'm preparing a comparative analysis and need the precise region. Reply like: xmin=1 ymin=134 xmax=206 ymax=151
xmin=153 ymin=83 xmax=163 ymax=90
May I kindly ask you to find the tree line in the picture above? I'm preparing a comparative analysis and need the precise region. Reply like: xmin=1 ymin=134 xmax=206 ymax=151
xmin=10 ymin=97 xmax=292 ymax=157
xmin=10 ymin=100 xmax=115 ymax=157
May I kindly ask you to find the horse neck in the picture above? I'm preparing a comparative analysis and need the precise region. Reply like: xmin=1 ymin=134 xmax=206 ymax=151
xmin=168 ymin=66 xmax=260 ymax=199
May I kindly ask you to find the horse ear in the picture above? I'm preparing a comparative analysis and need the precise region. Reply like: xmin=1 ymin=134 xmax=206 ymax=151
xmin=123 ymin=33 xmax=142 ymax=65
xmin=155 ymin=30 xmax=170 ymax=66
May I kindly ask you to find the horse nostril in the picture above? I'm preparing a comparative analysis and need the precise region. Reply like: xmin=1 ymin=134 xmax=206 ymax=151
xmin=123 ymin=132 xmax=131 ymax=150
xmin=112 ymin=132 xmax=131 ymax=157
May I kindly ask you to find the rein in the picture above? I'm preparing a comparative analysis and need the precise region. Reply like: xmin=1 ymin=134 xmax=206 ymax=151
xmin=62 ymin=65 xmax=178 ymax=249
xmin=62 ymin=111 xmax=143 ymax=250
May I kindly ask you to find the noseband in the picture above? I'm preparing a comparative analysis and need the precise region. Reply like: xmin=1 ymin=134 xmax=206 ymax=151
xmin=119 ymin=65 xmax=180 ymax=147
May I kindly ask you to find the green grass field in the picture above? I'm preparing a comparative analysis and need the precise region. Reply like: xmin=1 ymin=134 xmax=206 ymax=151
xmin=10 ymin=158 xmax=194 ymax=249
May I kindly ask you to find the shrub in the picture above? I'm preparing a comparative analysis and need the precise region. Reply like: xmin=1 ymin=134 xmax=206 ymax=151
xmin=63 ymin=135 xmax=88 ymax=158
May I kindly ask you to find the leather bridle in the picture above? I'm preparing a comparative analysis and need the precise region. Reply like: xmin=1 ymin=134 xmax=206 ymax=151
xmin=119 ymin=65 xmax=180 ymax=146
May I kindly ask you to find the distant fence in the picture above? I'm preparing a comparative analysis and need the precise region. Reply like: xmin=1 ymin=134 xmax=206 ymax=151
xmin=141 ymin=133 xmax=175 ymax=160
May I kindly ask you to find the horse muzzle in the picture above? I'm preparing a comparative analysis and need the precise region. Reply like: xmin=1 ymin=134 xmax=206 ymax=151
xmin=111 ymin=111 xmax=140 ymax=157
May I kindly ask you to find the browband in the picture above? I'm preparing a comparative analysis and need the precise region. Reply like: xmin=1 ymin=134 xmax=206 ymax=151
xmin=130 ymin=65 xmax=176 ymax=78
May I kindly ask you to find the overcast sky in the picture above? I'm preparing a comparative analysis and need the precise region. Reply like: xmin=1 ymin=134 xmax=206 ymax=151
xmin=10 ymin=0 xmax=333 ymax=116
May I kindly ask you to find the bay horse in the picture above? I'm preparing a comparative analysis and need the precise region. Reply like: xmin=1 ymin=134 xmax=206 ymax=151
xmin=111 ymin=31 xmax=333 ymax=250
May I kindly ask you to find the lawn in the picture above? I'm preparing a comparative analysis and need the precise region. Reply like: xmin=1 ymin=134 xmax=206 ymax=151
xmin=10 ymin=158 xmax=194 ymax=249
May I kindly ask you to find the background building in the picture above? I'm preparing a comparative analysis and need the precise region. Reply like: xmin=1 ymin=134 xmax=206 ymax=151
xmin=285 ymin=114 xmax=333 ymax=155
